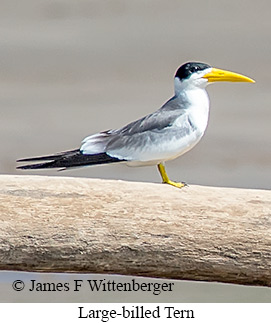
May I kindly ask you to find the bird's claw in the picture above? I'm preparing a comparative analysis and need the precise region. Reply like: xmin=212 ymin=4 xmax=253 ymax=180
xmin=163 ymin=180 xmax=188 ymax=189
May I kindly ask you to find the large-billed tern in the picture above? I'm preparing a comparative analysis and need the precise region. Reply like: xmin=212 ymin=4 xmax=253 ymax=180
xmin=17 ymin=62 xmax=254 ymax=188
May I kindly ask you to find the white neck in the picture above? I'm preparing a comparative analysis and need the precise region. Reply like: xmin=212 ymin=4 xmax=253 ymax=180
xmin=174 ymin=77 xmax=210 ymax=134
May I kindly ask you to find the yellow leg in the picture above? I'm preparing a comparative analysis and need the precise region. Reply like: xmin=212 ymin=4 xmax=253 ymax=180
xmin=157 ymin=163 xmax=186 ymax=189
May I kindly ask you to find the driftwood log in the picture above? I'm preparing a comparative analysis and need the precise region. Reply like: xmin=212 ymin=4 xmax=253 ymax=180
xmin=0 ymin=174 xmax=270 ymax=287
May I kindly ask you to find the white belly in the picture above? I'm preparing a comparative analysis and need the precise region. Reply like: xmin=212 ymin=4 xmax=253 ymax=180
xmin=125 ymin=130 xmax=203 ymax=167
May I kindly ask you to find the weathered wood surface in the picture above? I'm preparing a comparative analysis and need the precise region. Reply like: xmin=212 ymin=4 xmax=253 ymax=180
xmin=0 ymin=174 xmax=270 ymax=286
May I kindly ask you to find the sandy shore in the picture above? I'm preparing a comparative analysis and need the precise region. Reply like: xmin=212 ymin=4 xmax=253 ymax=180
xmin=0 ymin=0 xmax=270 ymax=302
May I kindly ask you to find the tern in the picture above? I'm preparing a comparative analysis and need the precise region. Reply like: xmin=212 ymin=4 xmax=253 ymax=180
xmin=17 ymin=62 xmax=254 ymax=188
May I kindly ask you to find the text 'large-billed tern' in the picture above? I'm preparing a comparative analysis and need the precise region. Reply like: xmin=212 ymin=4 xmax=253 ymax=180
xmin=17 ymin=62 xmax=254 ymax=188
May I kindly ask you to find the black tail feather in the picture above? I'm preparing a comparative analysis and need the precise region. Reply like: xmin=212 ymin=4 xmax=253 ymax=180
xmin=17 ymin=149 xmax=123 ymax=170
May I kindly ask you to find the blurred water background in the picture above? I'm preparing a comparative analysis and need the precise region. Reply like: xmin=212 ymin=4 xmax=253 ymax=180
xmin=0 ymin=0 xmax=270 ymax=302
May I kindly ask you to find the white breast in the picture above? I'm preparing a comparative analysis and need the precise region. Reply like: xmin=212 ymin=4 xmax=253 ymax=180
xmin=184 ymin=88 xmax=210 ymax=135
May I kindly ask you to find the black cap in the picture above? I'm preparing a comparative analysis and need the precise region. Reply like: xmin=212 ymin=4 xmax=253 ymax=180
xmin=175 ymin=62 xmax=211 ymax=81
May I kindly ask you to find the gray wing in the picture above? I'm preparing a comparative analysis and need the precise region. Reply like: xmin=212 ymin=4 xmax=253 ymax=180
xmin=110 ymin=96 xmax=185 ymax=136
xmin=81 ymin=96 xmax=193 ymax=161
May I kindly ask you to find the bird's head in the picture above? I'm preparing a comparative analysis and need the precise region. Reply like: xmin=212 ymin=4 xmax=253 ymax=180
xmin=174 ymin=62 xmax=255 ymax=94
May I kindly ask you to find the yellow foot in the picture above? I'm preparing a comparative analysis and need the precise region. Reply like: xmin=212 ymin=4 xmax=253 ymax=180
xmin=163 ymin=180 xmax=187 ymax=189
xmin=157 ymin=163 xmax=187 ymax=189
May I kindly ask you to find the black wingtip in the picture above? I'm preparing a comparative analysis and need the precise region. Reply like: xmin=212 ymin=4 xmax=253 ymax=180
xmin=17 ymin=150 xmax=124 ymax=170
xmin=16 ymin=162 xmax=55 ymax=170
xmin=16 ymin=150 xmax=77 ymax=163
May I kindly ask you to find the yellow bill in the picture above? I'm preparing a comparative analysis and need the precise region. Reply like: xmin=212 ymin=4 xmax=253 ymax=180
xmin=203 ymin=68 xmax=255 ymax=83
